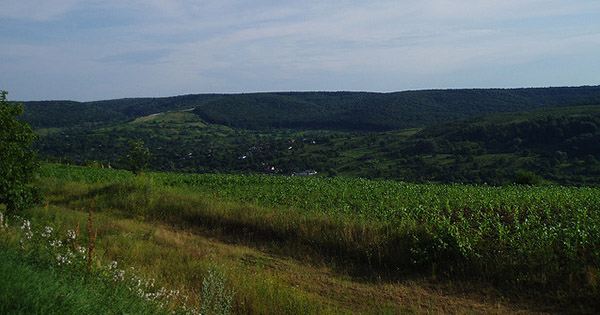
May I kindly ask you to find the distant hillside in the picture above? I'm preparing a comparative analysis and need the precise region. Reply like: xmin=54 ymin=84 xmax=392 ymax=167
xmin=192 ymin=87 xmax=600 ymax=130
xmin=21 ymin=86 xmax=600 ymax=131
xmin=415 ymin=104 xmax=600 ymax=156
xmin=20 ymin=94 xmax=221 ymax=129
xmin=18 ymin=86 xmax=600 ymax=185
xmin=32 ymin=103 xmax=600 ymax=185
xmin=394 ymin=105 xmax=600 ymax=185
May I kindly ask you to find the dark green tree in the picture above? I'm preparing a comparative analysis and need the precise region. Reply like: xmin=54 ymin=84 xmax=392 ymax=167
xmin=0 ymin=91 xmax=39 ymax=212
xmin=513 ymin=170 xmax=541 ymax=185
xmin=123 ymin=139 xmax=151 ymax=175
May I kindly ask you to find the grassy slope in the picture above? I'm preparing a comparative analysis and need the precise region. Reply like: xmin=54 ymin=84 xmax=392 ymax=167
xmin=0 ymin=247 xmax=163 ymax=315
xmin=30 ymin=164 xmax=600 ymax=313
xmin=6 ymin=203 xmax=533 ymax=314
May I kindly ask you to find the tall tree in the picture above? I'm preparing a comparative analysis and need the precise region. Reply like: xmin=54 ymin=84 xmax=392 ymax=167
xmin=123 ymin=140 xmax=151 ymax=175
xmin=0 ymin=91 xmax=39 ymax=212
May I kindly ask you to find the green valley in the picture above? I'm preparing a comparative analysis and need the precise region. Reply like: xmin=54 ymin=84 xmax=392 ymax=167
xmin=2 ymin=164 xmax=598 ymax=313
xmin=25 ymin=87 xmax=600 ymax=186
xmin=2 ymin=86 xmax=600 ymax=314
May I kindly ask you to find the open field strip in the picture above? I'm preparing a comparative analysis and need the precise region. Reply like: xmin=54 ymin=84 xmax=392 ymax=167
xmin=2 ymin=163 xmax=597 ymax=313
xmin=3 ymin=202 xmax=546 ymax=314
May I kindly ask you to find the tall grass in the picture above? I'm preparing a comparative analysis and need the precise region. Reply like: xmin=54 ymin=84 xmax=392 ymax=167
xmin=2 ymin=203 xmax=335 ymax=314
xmin=38 ymin=163 xmax=600 ymax=306
xmin=0 ymin=245 xmax=164 ymax=314
xmin=0 ymin=208 xmax=244 ymax=314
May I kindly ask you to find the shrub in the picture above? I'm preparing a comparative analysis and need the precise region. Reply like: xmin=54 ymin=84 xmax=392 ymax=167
xmin=513 ymin=170 xmax=541 ymax=185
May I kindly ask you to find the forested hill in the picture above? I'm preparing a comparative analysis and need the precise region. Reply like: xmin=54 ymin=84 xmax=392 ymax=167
xmin=22 ymin=86 xmax=600 ymax=131
xmin=192 ymin=87 xmax=600 ymax=130
xmin=20 ymin=94 xmax=221 ymax=129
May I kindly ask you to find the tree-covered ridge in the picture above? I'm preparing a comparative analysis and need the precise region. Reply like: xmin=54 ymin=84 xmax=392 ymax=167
xmin=415 ymin=105 xmax=600 ymax=157
xmin=21 ymin=86 xmax=600 ymax=131
xmin=20 ymin=94 xmax=222 ymax=129
xmin=30 ymin=104 xmax=600 ymax=186
xmin=192 ymin=86 xmax=600 ymax=130
xmin=388 ymin=105 xmax=600 ymax=185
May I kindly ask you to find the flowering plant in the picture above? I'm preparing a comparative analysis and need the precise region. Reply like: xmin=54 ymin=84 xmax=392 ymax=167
xmin=4 ymin=214 xmax=222 ymax=314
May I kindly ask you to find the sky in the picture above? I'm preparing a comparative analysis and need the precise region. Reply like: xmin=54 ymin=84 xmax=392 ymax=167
xmin=1 ymin=0 xmax=600 ymax=101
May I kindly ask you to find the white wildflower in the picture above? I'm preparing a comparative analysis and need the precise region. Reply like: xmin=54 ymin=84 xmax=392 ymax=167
xmin=109 ymin=261 xmax=118 ymax=270
xmin=113 ymin=269 xmax=126 ymax=281
xmin=21 ymin=220 xmax=31 ymax=230
xmin=67 ymin=229 xmax=76 ymax=239
xmin=56 ymin=254 xmax=71 ymax=266
xmin=41 ymin=226 xmax=53 ymax=237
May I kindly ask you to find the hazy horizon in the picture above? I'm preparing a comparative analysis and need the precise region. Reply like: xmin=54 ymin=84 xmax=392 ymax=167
xmin=10 ymin=84 xmax=600 ymax=103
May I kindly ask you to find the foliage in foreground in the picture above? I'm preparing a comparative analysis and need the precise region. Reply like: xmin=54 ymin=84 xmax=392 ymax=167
xmin=0 ymin=209 xmax=235 ymax=315
xmin=0 ymin=216 xmax=165 ymax=314
xmin=38 ymin=163 xmax=600 ymax=307
xmin=0 ymin=90 xmax=39 ymax=212
xmin=0 ymin=247 xmax=164 ymax=315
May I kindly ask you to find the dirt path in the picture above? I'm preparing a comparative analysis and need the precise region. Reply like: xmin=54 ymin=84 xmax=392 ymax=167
xmin=146 ymin=223 xmax=551 ymax=314
xmin=39 ymin=203 xmax=560 ymax=314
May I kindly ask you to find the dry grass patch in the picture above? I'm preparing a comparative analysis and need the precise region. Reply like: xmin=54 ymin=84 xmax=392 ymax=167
xmin=21 ymin=204 xmax=554 ymax=314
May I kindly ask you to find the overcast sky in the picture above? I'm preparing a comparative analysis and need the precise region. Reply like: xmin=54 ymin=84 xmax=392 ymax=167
xmin=2 ymin=0 xmax=600 ymax=101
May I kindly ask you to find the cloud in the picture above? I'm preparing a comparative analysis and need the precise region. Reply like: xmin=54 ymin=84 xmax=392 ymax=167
xmin=99 ymin=49 xmax=172 ymax=65
xmin=0 ymin=0 xmax=83 ymax=21
xmin=2 ymin=0 xmax=600 ymax=100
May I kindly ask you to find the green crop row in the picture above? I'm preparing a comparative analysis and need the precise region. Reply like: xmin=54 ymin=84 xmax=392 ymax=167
xmin=39 ymin=163 xmax=600 ymax=303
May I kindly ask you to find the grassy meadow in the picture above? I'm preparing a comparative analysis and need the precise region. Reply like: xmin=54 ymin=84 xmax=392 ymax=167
xmin=2 ymin=163 xmax=599 ymax=313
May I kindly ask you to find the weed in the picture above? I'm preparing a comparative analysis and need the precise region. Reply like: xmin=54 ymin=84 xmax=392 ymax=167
xmin=87 ymin=198 xmax=97 ymax=274
xmin=2 ymin=211 xmax=234 ymax=314
xmin=200 ymin=265 xmax=235 ymax=315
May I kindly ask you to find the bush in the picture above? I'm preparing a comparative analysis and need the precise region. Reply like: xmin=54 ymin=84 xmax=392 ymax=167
xmin=513 ymin=170 xmax=541 ymax=185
